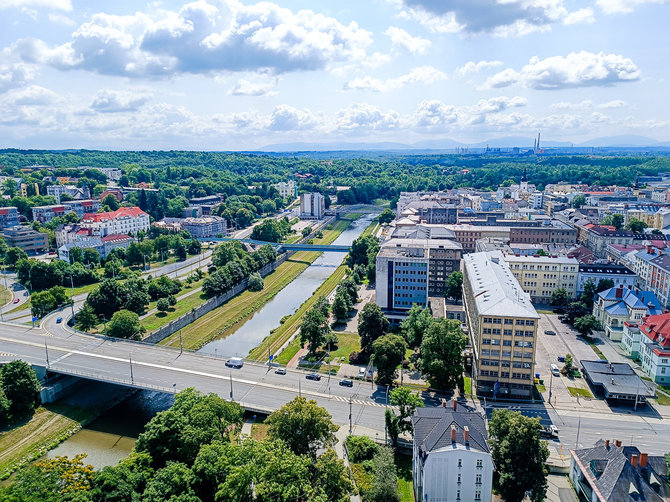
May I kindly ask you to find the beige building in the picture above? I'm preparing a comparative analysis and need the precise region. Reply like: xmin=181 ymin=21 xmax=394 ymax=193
xmin=502 ymin=254 xmax=579 ymax=303
xmin=626 ymin=208 xmax=670 ymax=230
xmin=463 ymin=251 xmax=540 ymax=400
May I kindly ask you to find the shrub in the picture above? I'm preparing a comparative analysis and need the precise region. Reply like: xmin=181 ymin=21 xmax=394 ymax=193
xmin=346 ymin=435 xmax=378 ymax=463
xmin=348 ymin=351 xmax=367 ymax=365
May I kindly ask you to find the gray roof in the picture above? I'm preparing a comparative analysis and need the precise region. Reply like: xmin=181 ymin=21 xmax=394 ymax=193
xmin=463 ymin=251 xmax=540 ymax=319
xmin=412 ymin=403 xmax=489 ymax=465
xmin=572 ymin=440 xmax=669 ymax=501
xmin=580 ymin=360 xmax=655 ymax=398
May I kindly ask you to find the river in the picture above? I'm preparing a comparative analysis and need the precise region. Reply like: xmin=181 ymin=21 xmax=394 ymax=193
xmin=197 ymin=214 xmax=374 ymax=358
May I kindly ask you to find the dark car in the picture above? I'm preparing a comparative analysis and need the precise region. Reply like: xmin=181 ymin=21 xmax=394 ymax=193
xmin=306 ymin=372 xmax=321 ymax=381
xmin=56 ymin=317 xmax=63 ymax=323
xmin=544 ymin=330 xmax=556 ymax=336
xmin=557 ymin=356 xmax=565 ymax=362
xmin=339 ymin=379 xmax=353 ymax=387
xmin=553 ymin=307 xmax=565 ymax=314
xmin=275 ymin=367 xmax=287 ymax=375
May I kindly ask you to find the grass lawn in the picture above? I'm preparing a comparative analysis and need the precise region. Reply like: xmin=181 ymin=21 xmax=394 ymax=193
xmin=250 ymin=422 xmax=270 ymax=441
xmin=463 ymin=376 xmax=472 ymax=396
xmin=535 ymin=383 xmax=547 ymax=393
xmin=68 ymin=282 xmax=101 ymax=298
xmin=141 ymin=291 xmax=208 ymax=332
xmin=275 ymin=337 xmax=302 ymax=365
xmin=0 ymin=403 xmax=99 ymax=480
xmin=654 ymin=392 xmax=670 ymax=406
xmin=329 ymin=332 xmax=361 ymax=361
xmin=567 ymin=386 xmax=593 ymax=398
xmin=589 ymin=343 xmax=607 ymax=361
xmin=395 ymin=454 xmax=414 ymax=502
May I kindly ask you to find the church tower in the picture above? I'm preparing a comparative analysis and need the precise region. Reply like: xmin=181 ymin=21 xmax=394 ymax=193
xmin=520 ymin=167 xmax=528 ymax=192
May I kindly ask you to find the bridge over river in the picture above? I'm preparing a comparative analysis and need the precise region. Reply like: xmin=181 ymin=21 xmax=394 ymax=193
xmin=199 ymin=237 xmax=351 ymax=253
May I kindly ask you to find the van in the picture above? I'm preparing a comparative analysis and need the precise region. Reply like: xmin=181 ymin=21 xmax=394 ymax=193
xmin=226 ymin=357 xmax=244 ymax=368
xmin=550 ymin=364 xmax=560 ymax=377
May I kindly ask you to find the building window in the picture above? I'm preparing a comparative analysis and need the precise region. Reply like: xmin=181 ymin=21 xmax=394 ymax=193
xmin=458 ymin=459 xmax=462 ymax=467
xmin=476 ymin=474 xmax=482 ymax=485
xmin=476 ymin=459 xmax=483 ymax=468
xmin=475 ymin=490 xmax=482 ymax=500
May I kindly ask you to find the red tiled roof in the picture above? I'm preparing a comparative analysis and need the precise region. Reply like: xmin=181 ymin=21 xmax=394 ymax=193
xmin=82 ymin=206 xmax=147 ymax=223
xmin=101 ymin=234 xmax=132 ymax=242
xmin=640 ymin=313 xmax=670 ymax=348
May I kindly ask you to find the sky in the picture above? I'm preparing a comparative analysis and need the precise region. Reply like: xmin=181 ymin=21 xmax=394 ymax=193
xmin=0 ymin=0 xmax=669 ymax=150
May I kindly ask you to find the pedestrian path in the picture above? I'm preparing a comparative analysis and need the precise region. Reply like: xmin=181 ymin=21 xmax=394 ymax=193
xmin=333 ymin=424 xmax=362 ymax=502
xmin=139 ymin=286 xmax=203 ymax=319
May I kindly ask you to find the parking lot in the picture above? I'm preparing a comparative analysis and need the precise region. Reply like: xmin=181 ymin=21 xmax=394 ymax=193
xmin=535 ymin=313 xmax=602 ymax=406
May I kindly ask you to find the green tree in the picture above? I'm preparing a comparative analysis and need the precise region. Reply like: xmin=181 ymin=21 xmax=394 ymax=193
xmin=626 ymin=217 xmax=648 ymax=233
xmin=358 ymin=303 xmax=389 ymax=353
xmin=367 ymin=447 xmax=400 ymax=502
xmin=596 ymin=278 xmax=615 ymax=293
xmin=68 ymin=246 xmax=84 ymax=265
xmin=551 ymin=287 xmax=569 ymax=307
xmin=104 ymin=258 xmax=122 ymax=278
xmin=340 ymin=277 xmax=358 ymax=304
xmin=247 ymin=272 xmax=264 ymax=291
xmin=372 ymin=334 xmax=406 ymax=385
xmin=141 ymin=461 xmax=197 ymax=502
xmin=574 ymin=315 xmax=601 ymax=337
xmin=419 ymin=319 xmax=467 ymax=391
xmin=580 ymin=279 xmax=598 ymax=309
xmin=331 ymin=290 xmax=351 ymax=321
xmin=313 ymin=449 xmax=355 ymax=502
xmin=564 ymin=353 xmax=574 ymax=371
xmin=82 ymin=248 xmax=100 ymax=265
xmin=571 ymin=194 xmax=586 ymax=208
xmin=157 ymin=298 xmax=170 ymax=313
xmin=107 ymin=309 xmax=145 ymax=340
xmin=347 ymin=235 xmax=379 ymax=268
xmin=400 ymin=304 xmax=433 ymax=348
xmin=1 ymin=360 xmax=41 ymax=420
xmin=299 ymin=306 xmax=329 ymax=355
xmin=378 ymin=209 xmax=394 ymax=225
xmin=5 ymin=247 xmax=28 ymax=267
xmin=76 ymin=304 xmax=99 ymax=332
xmin=384 ymin=408 xmax=401 ymax=452
xmin=444 ymin=270 xmax=463 ymax=301
xmin=102 ymin=193 xmax=120 ymax=211
xmin=489 ymin=409 xmax=549 ymax=502
xmin=389 ymin=386 xmax=424 ymax=435
xmin=601 ymin=213 xmax=624 ymax=230
xmin=29 ymin=290 xmax=56 ymax=318
xmin=265 ymin=396 xmax=338 ymax=457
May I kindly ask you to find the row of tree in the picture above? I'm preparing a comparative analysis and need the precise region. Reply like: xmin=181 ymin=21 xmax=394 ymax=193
xmin=0 ymin=390 xmax=354 ymax=502
xmin=203 ymin=242 xmax=277 ymax=298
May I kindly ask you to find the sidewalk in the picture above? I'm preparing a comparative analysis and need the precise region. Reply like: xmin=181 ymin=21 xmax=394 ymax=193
xmin=333 ymin=426 xmax=362 ymax=502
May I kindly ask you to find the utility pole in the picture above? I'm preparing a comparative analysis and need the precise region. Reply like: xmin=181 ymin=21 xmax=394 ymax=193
xmin=229 ymin=370 xmax=234 ymax=401
xmin=548 ymin=371 xmax=553 ymax=405
xmin=179 ymin=330 xmax=183 ymax=355
xmin=129 ymin=354 xmax=134 ymax=384
xmin=349 ymin=396 xmax=353 ymax=434
xmin=45 ymin=340 xmax=50 ymax=368
xmin=575 ymin=416 xmax=581 ymax=449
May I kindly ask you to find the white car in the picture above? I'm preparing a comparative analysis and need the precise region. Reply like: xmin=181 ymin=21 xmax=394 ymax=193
xmin=358 ymin=367 xmax=366 ymax=378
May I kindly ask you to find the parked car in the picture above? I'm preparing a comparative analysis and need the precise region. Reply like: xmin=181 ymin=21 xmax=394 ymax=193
xmin=56 ymin=317 xmax=63 ymax=324
xmin=306 ymin=372 xmax=321 ymax=381
xmin=550 ymin=364 xmax=560 ymax=376
xmin=544 ymin=330 xmax=556 ymax=336
xmin=274 ymin=367 xmax=286 ymax=375
xmin=552 ymin=307 xmax=565 ymax=314
xmin=225 ymin=357 xmax=244 ymax=368
xmin=339 ymin=379 xmax=353 ymax=387
xmin=557 ymin=356 xmax=565 ymax=363
xmin=358 ymin=367 xmax=366 ymax=378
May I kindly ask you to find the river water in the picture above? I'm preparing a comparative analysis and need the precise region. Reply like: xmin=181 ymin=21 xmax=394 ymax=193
xmin=46 ymin=215 xmax=374 ymax=471
xmin=197 ymin=214 xmax=374 ymax=358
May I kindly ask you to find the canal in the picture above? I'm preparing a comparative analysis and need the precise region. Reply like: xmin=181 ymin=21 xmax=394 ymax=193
xmin=197 ymin=214 xmax=375 ymax=358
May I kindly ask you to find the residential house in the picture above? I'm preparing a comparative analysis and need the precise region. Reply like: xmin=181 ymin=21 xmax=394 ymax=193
xmin=638 ymin=314 xmax=670 ymax=385
xmin=0 ymin=207 xmax=20 ymax=230
xmin=648 ymin=254 xmax=670 ymax=307
xmin=412 ymin=399 xmax=493 ymax=502
xmin=182 ymin=216 xmax=227 ymax=238
xmin=592 ymin=285 xmax=662 ymax=341
xmin=577 ymin=263 xmax=637 ymax=293
xmin=80 ymin=206 xmax=150 ymax=237
xmin=570 ymin=439 xmax=669 ymax=502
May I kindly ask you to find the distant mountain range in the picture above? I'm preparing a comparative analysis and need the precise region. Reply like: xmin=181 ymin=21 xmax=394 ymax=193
xmin=258 ymin=135 xmax=670 ymax=152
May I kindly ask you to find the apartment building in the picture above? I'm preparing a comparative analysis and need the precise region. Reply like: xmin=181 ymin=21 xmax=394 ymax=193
xmin=32 ymin=200 xmax=101 ymax=223
xmin=272 ymin=180 xmax=296 ymax=199
xmin=1 ymin=225 xmax=49 ymax=254
xmin=375 ymin=238 xmax=462 ymax=322
xmin=412 ymin=399 xmax=493 ymax=502
xmin=47 ymin=184 xmax=90 ymax=202
xmin=80 ymin=206 xmax=150 ymax=237
xmin=647 ymin=254 xmax=670 ymax=307
xmin=0 ymin=207 xmax=20 ymax=230
xmin=300 ymin=192 xmax=326 ymax=220
xmin=182 ymin=215 xmax=227 ymax=238
xmin=508 ymin=220 xmax=577 ymax=245
xmin=639 ymin=314 xmax=670 ymax=384
xmin=577 ymin=263 xmax=637 ymax=293
xmin=463 ymin=251 xmax=540 ymax=400
xmin=502 ymin=254 xmax=579 ymax=303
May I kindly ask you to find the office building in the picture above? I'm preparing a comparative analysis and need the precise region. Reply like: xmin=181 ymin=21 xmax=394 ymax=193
xmin=1 ymin=225 xmax=49 ymax=254
xmin=463 ymin=251 xmax=539 ymax=400
xmin=300 ymin=192 xmax=325 ymax=220
xmin=182 ymin=216 xmax=228 ymax=238
xmin=503 ymin=254 xmax=579 ymax=303
xmin=80 ymin=206 xmax=149 ymax=237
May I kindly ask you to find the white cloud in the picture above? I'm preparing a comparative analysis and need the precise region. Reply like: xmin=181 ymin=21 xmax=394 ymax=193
xmin=3 ymin=85 xmax=57 ymax=105
xmin=457 ymin=60 xmax=503 ymax=76
xmin=384 ymin=26 xmax=431 ymax=55
xmin=343 ymin=66 xmax=446 ymax=92
xmin=90 ymin=89 xmax=152 ymax=112
xmin=0 ymin=0 xmax=71 ymax=10
xmin=0 ymin=62 xmax=36 ymax=93
xmin=563 ymin=7 xmax=595 ymax=24
xmin=596 ymin=0 xmax=669 ymax=14
xmin=335 ymin=103 xmax=402 ymax=132
xmin=268 ymin=105 xmax=318 ymax=131
xmin=229 ymin=78 xmax=278 ymax=97
xmin=482 ymin=51 xmax=640 ymax=90
xmin=394 ymin=0 xmax=570 ymax=36
xmin=13 ymin=0 xmax=373 ymax=77
xmin=551 ymin=99 xmax=629 ymax=110
xmin=599 ymin=99 xmax=627 ymax=108
xmin=47 ymin=12 xmax=75 ymax=25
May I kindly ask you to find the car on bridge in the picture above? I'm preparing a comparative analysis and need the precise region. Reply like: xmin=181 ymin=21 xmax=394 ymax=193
xmin=306 ymin=372 xmax=321 ymax=381
xmin=225 ymin=357 xmax=244 ymax=368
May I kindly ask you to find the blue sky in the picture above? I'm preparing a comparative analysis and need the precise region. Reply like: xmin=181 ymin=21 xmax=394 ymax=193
xmin=0 ymin=0 xmax=668 ymax=150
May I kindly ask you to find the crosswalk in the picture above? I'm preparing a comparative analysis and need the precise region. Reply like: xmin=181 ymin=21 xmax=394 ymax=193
xmin=330 ymin=394 xmax=386 ymax=408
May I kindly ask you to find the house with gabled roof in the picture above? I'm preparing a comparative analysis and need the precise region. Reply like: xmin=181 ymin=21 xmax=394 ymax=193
xmin=412 ymin=398 xmax=493 ymax=502
xmin=593 ymin=285 xmax=662 ymax=341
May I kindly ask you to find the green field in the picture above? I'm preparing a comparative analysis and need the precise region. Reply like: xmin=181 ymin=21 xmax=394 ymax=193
xmin=567 ymin=386 xmax=593 ymax=398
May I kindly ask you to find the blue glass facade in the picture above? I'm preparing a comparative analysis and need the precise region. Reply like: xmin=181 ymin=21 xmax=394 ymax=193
xmin=392 ymin=260 xmax=428 ymax=310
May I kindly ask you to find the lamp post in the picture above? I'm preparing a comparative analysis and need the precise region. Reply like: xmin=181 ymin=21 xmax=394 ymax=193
xmin=229 ymin=370 xmax=234 ymax=401
xmin=129 ymin=354 xmax=134 ymax=384
xmin=69 ymin=273 xmax=76 ymax=327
